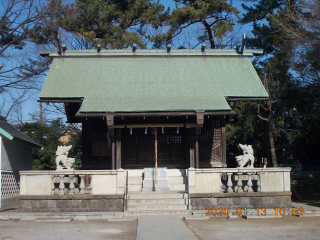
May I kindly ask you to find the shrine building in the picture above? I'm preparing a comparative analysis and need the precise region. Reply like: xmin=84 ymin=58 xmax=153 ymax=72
xmin=38 ymin=48 xmax=268 ymax=170
xmin=17 ymin=48 xmax=292 ymax=214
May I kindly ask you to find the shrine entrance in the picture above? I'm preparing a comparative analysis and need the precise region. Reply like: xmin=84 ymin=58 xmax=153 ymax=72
xmin=121 ymin=127 xmax=187 ymax=169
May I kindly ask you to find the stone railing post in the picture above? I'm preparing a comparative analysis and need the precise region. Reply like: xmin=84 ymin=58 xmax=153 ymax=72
xmin=227 ymin=173 xmax=233 ymax=193
xmin=246 ymin=173 xmax=254 ymax=192
xmin=69 ymin=175 xmax=75 ymax=194
xmin=219 ymin=173 xmax=226 ymax=193
xmin=51 ymin=175 xmax=55 ymax=195
xmin=257 ymin=173 xmax=261 ymax=192
xmin=236 ymin=173 xmax=243 ymax=193
xmin=79 ymin=175 xmax=85 ymax=194
xmin=59 ymin=175 xmax=65 ymax=195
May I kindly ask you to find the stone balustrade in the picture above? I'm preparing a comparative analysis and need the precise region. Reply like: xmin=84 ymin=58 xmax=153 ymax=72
xmin=20 ymin=170 xmax=125 ymax=196
xmin=188 ymin=167 xmax=291 ymax=194
xmin=20 ymin=168 xmax=291 ymax=196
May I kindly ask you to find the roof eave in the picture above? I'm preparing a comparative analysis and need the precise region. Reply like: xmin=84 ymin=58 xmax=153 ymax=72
xmin=11 ymin=137 xmax=42 ymax=149
xmin=0 ymin=128 xmax=42 ymax=149
xmin=75 ymin=110 xmax=237 ymax=118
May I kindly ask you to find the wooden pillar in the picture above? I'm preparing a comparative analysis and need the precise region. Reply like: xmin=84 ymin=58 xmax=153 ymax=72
xmin=106 ymin=113 xmax=115 ymax=170
xmin=195 ymin=111 xmax=204 ymax=169
xmin=111 ymin=136 xmax=115 ymax=170
xmin=116 ymin=128 xmax=121 ymax=169
xmin=221 ymin=118 xmax=227 ymax=166
xmin=189 ymin=128 xmax=195 ymax=168
xmin=195 ymin=135 xmax=199 ymax=168
xmin=81 ymin=119 xmax=88 ymax=167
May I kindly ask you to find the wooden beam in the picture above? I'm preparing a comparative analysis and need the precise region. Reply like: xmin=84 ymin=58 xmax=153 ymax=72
xmin=113 ymin=123 xmax=197 ymax=129
xmin=106 ymin=113 xmax=114 ymax=137
xmin=75 ymin=110 xmax=236 ymax=118
xmin=116 ymin=129 xmax=121 ymax=169
xmin=196 ymin=111 xmax=204 ymax=135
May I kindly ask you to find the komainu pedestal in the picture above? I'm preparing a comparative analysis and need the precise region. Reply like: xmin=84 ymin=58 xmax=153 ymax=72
xmin=142 ymin=167 xmax=170 ymax=191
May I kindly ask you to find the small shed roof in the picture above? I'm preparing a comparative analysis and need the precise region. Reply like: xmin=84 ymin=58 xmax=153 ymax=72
xmin=39 ymin=49 xmax=268 ymax=113
xmin=0 ymin=116 xmax=42 ymax=149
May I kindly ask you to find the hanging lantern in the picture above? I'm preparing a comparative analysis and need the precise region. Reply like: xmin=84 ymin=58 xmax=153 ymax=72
xmin=162 ymin=127 xmax=164 ymax=134
xmin=130 ymin=128 xmax=133 ymax=135
xmin=145 ymin=127 xmax=147 ymax=134
xmin=177 ymin=127 xmax=179 ymax=134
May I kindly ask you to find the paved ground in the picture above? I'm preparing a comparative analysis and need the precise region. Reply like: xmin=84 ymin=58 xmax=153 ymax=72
xmin=0 ymin=219 xmax=137 ymax=240
xmin=137 ymin=216 xmax=197 ymax=240
xmin=1 ymin=201 xmax=320 ymax=240
xmin=184 ymin=216 xmax=320 ymax=240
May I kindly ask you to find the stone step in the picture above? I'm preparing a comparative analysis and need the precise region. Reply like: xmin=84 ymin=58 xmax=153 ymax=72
xmin=127 ymin=199 xmax=186 ymax=205
xmin=127 ymin=204 xmax=188 ymax=211
xmin=166 ymin=169 xmax=186 ymax=177
xmin=128 ymin=176 xmax=143 ymax=185
xmin=34 ymin=218 xmax=73 ymax=222
xmin=124 ymin=210 xmax=192 ymax=216
xmin=126 ymin=170 xmax=144 ymax=177
xmin=168 ymin=177 xmax=185 ymax=184
xmin=142 ymin=179 xmax=169 ymax=189
xmin=128 ymin=185 xmax=142 ymax=191
xmin=168 ymin=184 xmax=186 ymax=191
xmin=128 ymin=193 xmax=187 ymax=200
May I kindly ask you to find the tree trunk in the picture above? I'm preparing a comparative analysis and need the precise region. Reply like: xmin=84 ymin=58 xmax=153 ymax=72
xmin=201 ymin=19 xmax=215 ymax=49
xmin=268 ymin=120 xmax=278 ymax=167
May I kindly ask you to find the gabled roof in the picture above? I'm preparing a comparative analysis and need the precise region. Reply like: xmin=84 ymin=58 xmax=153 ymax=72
xmin=39 ymin=49 xmax=268 ymax=113
xmin=61 ymin=124 xmax=81 ymax=134
xmin=0 ymin=116 xmax=42 ymax=149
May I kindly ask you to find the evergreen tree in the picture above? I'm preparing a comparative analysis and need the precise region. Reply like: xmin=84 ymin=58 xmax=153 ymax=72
xmin=229 ymin=0 xmax=299 ymax=167
xmin=19 ymin=119 xmax=81 ymax=170
xmin=151 ymin=0 xmax=239 ymax=49
xmin=61 ymin=0 xmax=168 ymax=49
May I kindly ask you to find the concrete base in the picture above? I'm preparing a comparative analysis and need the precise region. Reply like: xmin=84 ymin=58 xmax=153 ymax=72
xmin=190 ymin=192 xmax=292 ymax=210
xmin=19 ymin=195 xmax=124 ymax=212
xmin=1 ymin=196 xmax=20 ymax=208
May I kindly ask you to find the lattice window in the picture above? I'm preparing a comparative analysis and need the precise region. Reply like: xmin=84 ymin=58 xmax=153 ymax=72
xmin=87 ymin=120 xmax=108 ymax=142
xmin=1 ymin=171 xmax=20 ymax=198
xmin=199 ymin=120 xmax=222 ymax=164
xmin=199 ymin=120 xmax=221 ymax=142
xmin=158 ymin=128 xmax=182 ymax=144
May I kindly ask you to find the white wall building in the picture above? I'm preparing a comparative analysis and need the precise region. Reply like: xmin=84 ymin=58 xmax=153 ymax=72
xmin=0 ymin=116 xmax=41 ymax=208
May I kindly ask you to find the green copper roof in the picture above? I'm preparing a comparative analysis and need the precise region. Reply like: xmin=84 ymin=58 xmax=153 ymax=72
xmin=39 ymin=50 xmax=268 ymax=113
xmin=0 ymin=116 xmax=42 ymax=149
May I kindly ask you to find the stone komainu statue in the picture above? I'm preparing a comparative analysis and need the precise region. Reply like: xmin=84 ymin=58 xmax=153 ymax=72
xmin=55 ymin=145 xmax=75 ymax=170
xmin=235 ymin=144 xmax=255 ymax=168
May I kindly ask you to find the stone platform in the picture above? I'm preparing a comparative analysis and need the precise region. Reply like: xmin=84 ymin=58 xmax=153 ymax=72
xmin=19 ymin=195 xmax=124 ymax=212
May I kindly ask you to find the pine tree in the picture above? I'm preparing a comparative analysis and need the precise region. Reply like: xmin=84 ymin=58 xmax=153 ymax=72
xmin=151 ymin=0 xmax=239 ymax=49
xmin=235 ymin=0 xmax=299 ymax=167
xmin=61 ymin=0 xmax=168 ymax=49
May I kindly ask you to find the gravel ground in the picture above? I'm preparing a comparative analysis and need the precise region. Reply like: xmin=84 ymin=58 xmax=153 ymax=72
xmin=184 ymin=215 xmax=320 ymax=240
xmin=0 ymin=219 xmax=137 ymax=240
